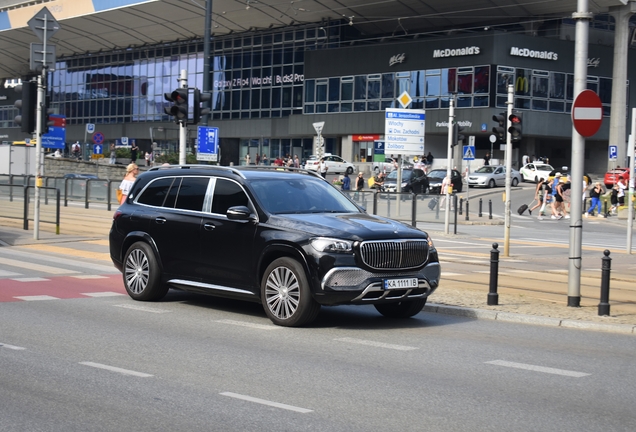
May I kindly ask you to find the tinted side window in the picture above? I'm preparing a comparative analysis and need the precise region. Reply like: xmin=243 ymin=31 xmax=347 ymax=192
xmin=174 ymin=177 xmax=209 ymax=211
xmin=137 ymin=177 xmax=175 ymax=207
xmin=212 ymin=179 xmax=249 ymax=215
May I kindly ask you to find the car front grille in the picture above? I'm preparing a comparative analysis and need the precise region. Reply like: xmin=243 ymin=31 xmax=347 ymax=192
xmin=359 ymin=239 xmax=429 ymax=270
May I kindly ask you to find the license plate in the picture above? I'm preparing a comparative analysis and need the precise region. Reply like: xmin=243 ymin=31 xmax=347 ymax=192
xmin=383 ymin=278 xmax=418 ymax=290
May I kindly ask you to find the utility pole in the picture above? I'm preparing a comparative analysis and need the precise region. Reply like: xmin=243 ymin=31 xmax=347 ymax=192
xmin=444 ymin=95 xmax=455 ymax=234
xmin=179 ymin=70 xmax=188 ymax=165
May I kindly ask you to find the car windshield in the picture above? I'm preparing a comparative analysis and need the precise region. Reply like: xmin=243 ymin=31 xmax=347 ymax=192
xmin=475 ymin=166 xmax=495 ymax=173
xmin=386 ymin=170 xmax=412 ymax=181
xmin=426 ymin=170 xmax=446 ymax=180
xmin=249 ymin=177 xmax=360 ymax=215
xmin=536 ymin=165 xmax=553 ymax=171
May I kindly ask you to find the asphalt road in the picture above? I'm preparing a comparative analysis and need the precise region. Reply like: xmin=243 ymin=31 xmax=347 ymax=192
xmin=2 ymin=293 xmax=635 ymax=432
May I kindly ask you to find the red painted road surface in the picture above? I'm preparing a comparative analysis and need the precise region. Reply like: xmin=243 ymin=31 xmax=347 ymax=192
xmin=0 ymin=274 xmax=126 ymax=302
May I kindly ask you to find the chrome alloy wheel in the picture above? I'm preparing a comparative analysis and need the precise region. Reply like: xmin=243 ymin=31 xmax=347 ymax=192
xmin=265 ymin=266 xmax=300 ymax=320
xmin=125 ymin=248 xmax=150 ymax=294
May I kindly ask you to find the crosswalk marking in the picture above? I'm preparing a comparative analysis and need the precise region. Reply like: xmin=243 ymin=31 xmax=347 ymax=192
xmin=14 ymin=295 xmax=59 ymax=301
xmin=18 ymin=244 xmax=111 ymax=262
xmin=72 ymin=275 xmax=109 ymax=279
xmin=10 ymin=277 xmax=50 ymax=282
xmin=0 ymin=256 xmax=79 ymax=275
xmin=82 ymin=292 xmax=126 ymax=297
xmin=0 ymin=270 xmax=22 ymax=277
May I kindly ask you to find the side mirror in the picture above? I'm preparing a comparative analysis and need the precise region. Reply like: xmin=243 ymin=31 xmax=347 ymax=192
xmin=227 ymin=206 xmax=255 ymax=221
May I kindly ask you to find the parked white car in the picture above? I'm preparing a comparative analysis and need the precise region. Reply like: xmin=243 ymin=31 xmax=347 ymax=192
xmin=467 ymin=165 xmax=522 ymax=188
xmin=519 ymin=162 xmax=554 ymax=183
xmin=372 ymin=157 xmax=413 ymax=174
xmin=304 ymin=154 xmax=356 ymax=174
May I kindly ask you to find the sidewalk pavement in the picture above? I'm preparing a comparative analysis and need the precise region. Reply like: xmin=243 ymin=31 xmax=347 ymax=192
xmin=1 ymin=203 xmax=634 ymax=335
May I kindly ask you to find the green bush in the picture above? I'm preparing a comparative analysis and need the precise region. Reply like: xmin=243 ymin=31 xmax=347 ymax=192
xmin=154 ymin=153 xmax=199 ymax=164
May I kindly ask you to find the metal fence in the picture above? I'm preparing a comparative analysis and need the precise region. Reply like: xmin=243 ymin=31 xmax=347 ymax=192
xmin=0 ymin=184 xmax=61 ymax=233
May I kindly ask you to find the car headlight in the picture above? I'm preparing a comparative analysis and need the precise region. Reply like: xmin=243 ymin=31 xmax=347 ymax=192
xmin=401 ymin=182 xmax=408 ymax=188
xmin=310 ymin=237 xmax=353 ymax=253
xmin=427 ymin=236 xmax=435 ymax=249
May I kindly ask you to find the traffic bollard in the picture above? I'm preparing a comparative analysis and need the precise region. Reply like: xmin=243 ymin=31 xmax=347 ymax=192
xmin=479 ymin=198 xmax=483 ymax=217
xmin=488 ymin=243 xmax=499 ymax=305
xmin=488 ymin=199 xmax=493 ymax=219
xmin=459 ymin=197 xmax=463 ymax=215
xmin=465 ymin=200 xmax=470 ymax=221
xmin=598 ymin=250 xmax=612 ymax=316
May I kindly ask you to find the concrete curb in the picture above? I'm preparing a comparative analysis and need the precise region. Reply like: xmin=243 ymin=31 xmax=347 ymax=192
xmin=424 ymin=303 xmax=636 ymax=335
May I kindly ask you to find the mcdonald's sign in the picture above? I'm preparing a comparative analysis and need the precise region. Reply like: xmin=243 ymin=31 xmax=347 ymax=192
xmin=515 ymin=76 xmax=528 ymax=93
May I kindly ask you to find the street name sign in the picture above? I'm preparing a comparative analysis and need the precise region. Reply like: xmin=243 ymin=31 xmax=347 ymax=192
xmin=384 ymin=108 xmax=425 ymax=156
xmin=41 ymin=126 xmax=65 ymax=149
xmin=572 ymin=89 xmax=603 ymax=137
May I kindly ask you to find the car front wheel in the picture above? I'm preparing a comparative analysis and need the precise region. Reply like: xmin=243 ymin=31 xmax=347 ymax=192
xmin=488 ymin=179 xmax=496 ymax=188
xmin=123 ymin=241 xmax=168 ymax=301
xmin=374 ymin=298 xmax=427 ymax=318
xmin=346 ymin=166 xmax=354 ymax=175
xmin=512 ymin=177 xmax=519 ymax=187
xmin=262 ymin=257 xmax=320 ymax=327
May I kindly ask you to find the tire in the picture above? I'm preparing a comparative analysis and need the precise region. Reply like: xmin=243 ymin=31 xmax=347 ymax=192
xmin=346 ymin=166 xmax=354 ymax=175
xmin=511 ymin=177 xmax=519 ymax=187
xmin=374 ymin=298 xmax=427 ymax=318
xmin=261 ymin=257 xmax=320 ymax=327
xmin=123 ymin=241 xmax=168 ymax=301
xmin=488 ymin=179 xmax=496 ymax=188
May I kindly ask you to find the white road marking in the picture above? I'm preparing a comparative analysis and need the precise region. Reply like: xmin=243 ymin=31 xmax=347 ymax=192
xmin=71 ymin=275 xmax=109 ymax=279
xmin=10 ymin=277 xmax=50 ymax=282
xmin=508 ymin=270 xmax=534 ymax=274
xmin=14 ymin=295 xmax=59 ymax=301
xmin=214 ymin=319 xmax=280 ymax=330
xmin=220 ymin=392 xmax=313 ymax=413
xmin=82 ymin=292 xmax=126 ymax=297
xmin=113 ymin=304 xmax=171 ymax=313
xmin=486 ymin=360 xmax=590 ymax=377
xmin=0 ymin=343 xmax=26 ymax=350
xmin=79 ymin=362 xmax=153 ymax=378
xmin=441 ymin=272 xmax=463 ymax=276
xmin=0 ymin=257 xmax=79 ymax=274
xmin=0 ymin=270 xmax=22 ymax=277
xmin=335 ymin=337 xmax=418 ymax=351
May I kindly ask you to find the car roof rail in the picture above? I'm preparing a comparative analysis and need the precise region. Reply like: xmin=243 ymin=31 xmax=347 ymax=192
xmin=238 ymin=165 xmax=323 ymax=178
xmin=148 ymin=164 xmax=246 ymax=178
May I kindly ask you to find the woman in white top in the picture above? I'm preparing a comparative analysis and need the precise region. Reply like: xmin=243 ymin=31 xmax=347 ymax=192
xmin=119 ymin=163 xmax=139 ymax=204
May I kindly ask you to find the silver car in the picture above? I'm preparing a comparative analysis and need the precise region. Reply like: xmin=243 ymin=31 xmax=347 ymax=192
xmin=467 ymin=165 xmax=522 ymax=188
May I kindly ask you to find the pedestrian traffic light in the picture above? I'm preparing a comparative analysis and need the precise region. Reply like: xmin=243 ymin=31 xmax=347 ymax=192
xmin=492 ymin=112 xmax=507 ymax=143
xmin=508 ymin=112 xmax=522 ymax=142
xmin=164 ymin=88 xmax=189 ymax=123
xmin=452 ymin=121 xmax=465 ymax=147
xmin=14 ymin=80 xmax=37 ymax=134
xmin=193 ymin=88 xmax=211 ymax=125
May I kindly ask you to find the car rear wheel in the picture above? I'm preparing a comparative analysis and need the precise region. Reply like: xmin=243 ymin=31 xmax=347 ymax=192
xmin=262 ymin=257 xmax=320 ymax=327
xmin=346 ymin=166 xmax=354 ymax=175
xmin=123 ymin=241 xmax=168 ymax=301
xmin=534 ymin=175 xmax=539 ymax=183
xmin=488 ymin=179 xmax=496 ymax=188
xmin=511 ymin=177 xmax=519 ymax=187
xmin=374 ymin=298 xmax=427 ymax=318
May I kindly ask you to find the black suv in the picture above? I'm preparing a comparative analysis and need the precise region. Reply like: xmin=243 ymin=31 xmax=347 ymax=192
xmin=109 ymin=166 xmax=441 ymax=327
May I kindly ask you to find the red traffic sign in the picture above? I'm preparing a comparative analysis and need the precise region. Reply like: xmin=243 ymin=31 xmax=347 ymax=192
xmin=92 ymin=132 xmax=105 ymax=145
xmin=50 ymin=115 xmax=66 ymax=128
xmin=571 ymin=89 xmax=603 ymax=137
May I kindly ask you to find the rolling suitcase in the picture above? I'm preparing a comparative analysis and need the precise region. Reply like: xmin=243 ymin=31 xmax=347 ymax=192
xmin=428 ymin=197 xmax=439 ymax=210
xmin=517 ymin=204 xmax=528 ymax=215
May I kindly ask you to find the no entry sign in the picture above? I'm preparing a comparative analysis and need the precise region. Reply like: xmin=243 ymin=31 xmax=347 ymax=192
xmin=571 ymin=89 xmax=603 ymax=137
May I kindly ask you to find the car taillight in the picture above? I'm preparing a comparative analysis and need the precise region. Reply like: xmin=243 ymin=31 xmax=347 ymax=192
xmin=113 ymin=210 xmax=122 ymax=220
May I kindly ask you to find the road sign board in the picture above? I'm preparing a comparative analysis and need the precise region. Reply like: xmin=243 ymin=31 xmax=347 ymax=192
xmin=93 ymin=144 xmax=103 ymax=155
xmin=609 ymin=145 xmax=618 ymax=161
xmin=384 ymin=108 xmax=425 ymax=156
xmin=197 ymin=126 xmax=219 ymax=161
xmin=27 ymin=7 xmax=61 ymax=42
xmin=86 ymin=123 xmax=95 ymax=134
xmin=30 ymin=43 xmax=56 ymax=71
xmin=313 ymin=121 xmax=324 ymax=135
xmin=49 ymin=114 xmax=65 ymax=128
xmin=397 ymin=91 xmax=412 ymax=109
xmin=463 ymin=145 xmax=476 ymax=161
xmin=121 ymin=137 xmax=129 ymax=145
xmin=92 ymin=132 xmax=105 ymax=145
xmin=41 ymin=126 xmax=65 ymax=149
xmin=572 ymin=89 xmax=603 ymax=137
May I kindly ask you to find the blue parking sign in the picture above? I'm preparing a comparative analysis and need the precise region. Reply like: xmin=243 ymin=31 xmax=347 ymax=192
xmin=197 ymin=126 xmax=219 ymax=162
xmin=609 ymin=145 xmax=618 ymax=161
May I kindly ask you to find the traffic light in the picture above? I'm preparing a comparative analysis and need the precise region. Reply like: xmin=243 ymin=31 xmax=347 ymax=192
xmin=193 ymin=88 xmax=211 ymax=125
xmin=14 ymin=80 xmax=37 ymax=134
xmin=492 ymin=112 xmax=507 ymax=143
xmin=41 ymin=100 xmax=56 ymax=135
xmin=508 ymin=112 xmax=522 ymax=142
xmin=164 ymin=88 xmax=189 ymax=123
xmin=452 ymin=121 xmax=465 ymax=147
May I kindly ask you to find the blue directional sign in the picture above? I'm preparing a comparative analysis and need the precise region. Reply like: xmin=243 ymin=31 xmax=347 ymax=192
xmin=197 ymin=126 xmax=219 ymax=162
xmin=609 ymin=145 xmax=618 ymax=161
xmin=41 ymin=126 xmax=66 ymax=149
xmin=373 ymin=140 xmax=385 ymax=154
xmin=463 ymin=145 xmax=476 ymax=161
xmin=93 ymin=144 xmax=103 ymax=155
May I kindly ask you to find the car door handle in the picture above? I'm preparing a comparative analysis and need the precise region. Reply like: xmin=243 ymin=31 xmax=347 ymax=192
xmin=155 ymin=217 xmax=167 ymax=224
xmin=203 ymin=223 xmax=216 ymax=231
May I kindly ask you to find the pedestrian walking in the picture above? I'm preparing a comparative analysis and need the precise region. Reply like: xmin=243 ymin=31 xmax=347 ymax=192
xmin=483 ymin=152 xmax=490 ymax=166
xmin=130 ymin=141 xmax=139 ymax=163
xmin=144 ymin=151 xmax=151 ymax=167
xmin=72 ymin=141 xmax=81 ymax=160
xmin=319 ymin=157 xmax=329 ymax=178
xmin=109 ymin=143 xmax=116 ymax=164
xmin=585 ymin=182 xmax=604 ymax=217
xmin=341 ymin=172 xmax=351 ymax=191
xmin=293 ymin=154 xmax=300 ymax=168
xmin=117 ymin=163 xmax=139 ymax=205
xmin=529 ymin=178 xmax=546 ymax=216
xmin=245 ymin=153 xmax=251 ymax=166
xmin=616 ymin=177 xmax=627 ymax=207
